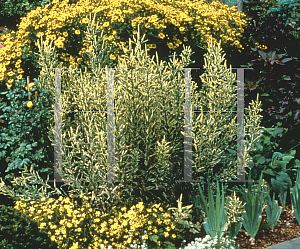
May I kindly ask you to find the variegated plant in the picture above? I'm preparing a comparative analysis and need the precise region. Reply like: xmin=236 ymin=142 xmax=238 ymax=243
xmin=225 ymin=191 xmax=246 ymax=240
xmin=0 ymin=12 xmax=265 ymax=221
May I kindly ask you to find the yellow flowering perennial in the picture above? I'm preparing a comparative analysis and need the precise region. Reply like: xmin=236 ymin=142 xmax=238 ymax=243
xmin=14 ymin=196 xmax=178 ymax=249
xmin=0 ymin=0 xmax=247 ymax=89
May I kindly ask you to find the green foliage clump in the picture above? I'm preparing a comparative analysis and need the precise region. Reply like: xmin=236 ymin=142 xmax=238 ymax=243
xmin=241 ymin=0 xmax=300 ymax=161
xmin=0 ymin=71 xmax=55 ymax=187
xmin=0 ymin=203 xmax=58 ymax=248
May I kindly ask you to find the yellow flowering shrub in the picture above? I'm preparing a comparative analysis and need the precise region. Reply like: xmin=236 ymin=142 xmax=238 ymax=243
xmin=0 ymin=0 xmax=247 ymax=90
xmin=14 ymin=195 xmax=190 ymax=249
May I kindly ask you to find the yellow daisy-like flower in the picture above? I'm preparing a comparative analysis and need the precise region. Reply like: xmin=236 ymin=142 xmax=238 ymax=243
xmin=6 ymin=83 xmax=12 ymax=88
xmin=17 ymin=74 xmax=22 ymax=80
xmin=75 ymin=30 xmax=80 ymax=35
xmin=27 ymin=101 xmax=33 ymax=108
xmin=17 ymin=68 xmax=24 ymax=74
xmin=112 ymin=30 xmax=117 ymax=36
xmin=145 ymin=23 xmax=151 ymax=29
xmin=82 ymin=17 xmax=89 ymax=24
xmin=25 ymin=82 xmax=35 ymax=91
xmin=103 ymin=21 xmax=110 ymax=28
xmin=179 ymin=27 xmax=185 ymax=32
xmin=109 ymin=54 xmax=116 ymax=60
xmin=167 ymin=42 xmax=174 ymax=49
xmin=63 ymin=31 xmax=68 ymax=37
xmin=158 ymin=33 xmax=165 ymax=39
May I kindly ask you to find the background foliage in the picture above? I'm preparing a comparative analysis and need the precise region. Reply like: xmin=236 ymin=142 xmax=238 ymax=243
xmin=0 ymin=203 xmax=58 ymax=248
xmin=240 ymin=0 xmax=300 ymax=166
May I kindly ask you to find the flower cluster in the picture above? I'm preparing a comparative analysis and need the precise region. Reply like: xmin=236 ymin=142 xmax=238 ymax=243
xmin=14 ymin=195 xmax=182 ymax=248
xmin=180 ymin=235 xmax=238 ymax=249
xmin=0 ymin=0 xmax=248 ymax=90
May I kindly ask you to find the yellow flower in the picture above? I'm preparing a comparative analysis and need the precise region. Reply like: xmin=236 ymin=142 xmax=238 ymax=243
xmin=8 ymin=78 xmax=14 ymax=83
xmin=82 ymin=17 xmax=89 ymax=24
xmin=63 ymin=31 xmax=68 ymax=37
xmin=39 ymin=222 xmax=47 ymax=229
xmin=25 ymin=82 xmax=35 ymax=90
xmin=75 ymin=30 xmax=80 ymax=35
xmin=17 ymin=68 xmax=24 ymax=74
xmin=17 ymin=74 xmax=22 ymax=80
xmin=27 ymin=101 xmax=33 ymax=108
xmin=167 ymin=42 xmax=174 ymax=49
xmin=158 ymin=33 xmax=165 ymax=39
xmin=36 ymin=32 xmax=44 ymax=38
xmin=103 ymin=21 xmax=110 ymax=28
xmin=145 ymin=23 xmax=151 ymax=28
xmin=109 ymin=54 xmax=116 ymax=60
xmin=179 ymin=26 xmax=185 ymax=32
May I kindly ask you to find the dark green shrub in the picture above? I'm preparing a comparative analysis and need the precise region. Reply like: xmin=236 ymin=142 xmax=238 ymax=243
xmin=0 ymin=0 xmax=48 ymax=31
xmin=0 ymin=74 xmax=54 ymax=192
xmin=0 ymin=203 xmax=58 ymax=248
xmin=238 ymin=0 xmax=300 ymax=162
